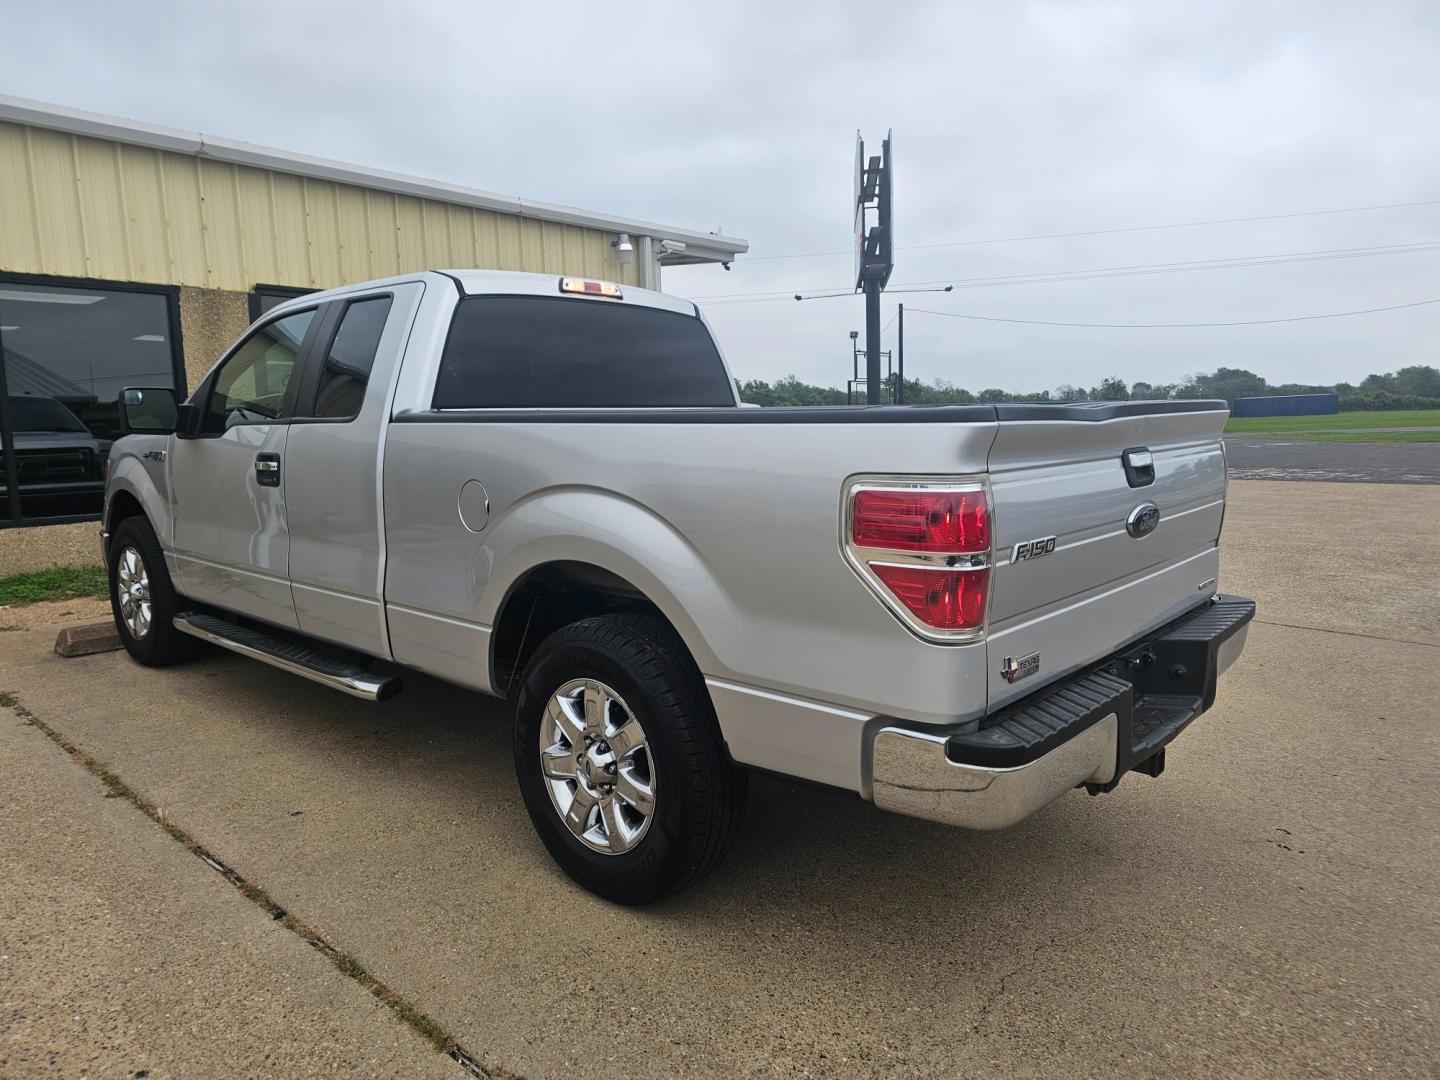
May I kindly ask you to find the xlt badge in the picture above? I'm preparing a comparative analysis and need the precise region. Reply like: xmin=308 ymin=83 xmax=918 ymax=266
xmin=1012 ymin=535 xmax=1057 ymax=563
xmin=1000 ymin=652 xmax=1040 ymax=684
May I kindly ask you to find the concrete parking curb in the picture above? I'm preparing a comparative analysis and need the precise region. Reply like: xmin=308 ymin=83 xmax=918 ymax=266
xmin=54 ymin=621 xmax=121 ymax=658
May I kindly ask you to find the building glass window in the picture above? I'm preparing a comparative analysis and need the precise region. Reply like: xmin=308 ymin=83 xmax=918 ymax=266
xmin=249 ymin=284 xmax=315 ymax=322
xmin=0 ymin=276 xmax=182 ymax=526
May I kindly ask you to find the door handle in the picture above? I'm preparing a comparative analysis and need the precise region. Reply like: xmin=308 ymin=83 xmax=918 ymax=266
xmin=254 ymin=453 xmax=282 ymax=487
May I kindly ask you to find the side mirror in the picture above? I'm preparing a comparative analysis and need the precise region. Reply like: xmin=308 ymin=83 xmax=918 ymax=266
xmin=118 ymin=387 xmax=178 ymax=435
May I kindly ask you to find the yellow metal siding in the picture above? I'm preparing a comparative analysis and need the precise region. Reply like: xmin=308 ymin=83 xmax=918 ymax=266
xmin=0 ymin=120 xmax=640 ymax=288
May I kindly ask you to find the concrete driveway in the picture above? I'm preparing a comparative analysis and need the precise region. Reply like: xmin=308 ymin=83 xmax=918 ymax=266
xmin=3 ymin=480 xmax=1437 ymax=1077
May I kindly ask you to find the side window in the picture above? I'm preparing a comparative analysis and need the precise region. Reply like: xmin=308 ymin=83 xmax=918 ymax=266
xmin=312 ymin=297 xmax=392 ymax=420
xmin=202 ymin=310 xmax=314 ymax=434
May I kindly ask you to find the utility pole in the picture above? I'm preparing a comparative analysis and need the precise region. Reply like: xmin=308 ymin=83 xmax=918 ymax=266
xmin=864 ymin=283 xmax=882 ymax=403
xmin=896 ymin=303 xmax=905 ymax=405
xmin=853 ymin=130 xmax=894 ymax=405
xmin=848 ymin=330 xmax=860 ymax=404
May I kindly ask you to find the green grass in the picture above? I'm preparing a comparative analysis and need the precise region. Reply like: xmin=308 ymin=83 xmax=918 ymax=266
xmin=0 ymin=565 xmax=108 ymax=607
xmin=1224 ymin=409 xmax=1440 ymax=434
xmin=1273 ymin=429 xmax=1440 ymax=443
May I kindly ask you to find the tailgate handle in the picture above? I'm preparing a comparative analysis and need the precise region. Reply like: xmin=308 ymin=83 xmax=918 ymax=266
xmin=1122 ymin=447 xmax=1155 ymax=488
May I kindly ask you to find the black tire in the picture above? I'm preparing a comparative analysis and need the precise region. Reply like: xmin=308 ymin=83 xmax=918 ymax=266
xmin=513 ymin=614 xmax=747 ymax=904
xmin=107 ymin=516 xmax=194 ymax=667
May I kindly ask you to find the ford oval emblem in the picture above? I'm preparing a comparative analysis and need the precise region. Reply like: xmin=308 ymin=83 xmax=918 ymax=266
xmin=1126 ymin=502 xmax=1161 ymax=538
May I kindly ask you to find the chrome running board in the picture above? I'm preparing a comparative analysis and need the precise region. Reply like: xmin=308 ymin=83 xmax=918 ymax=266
xmin=173 ymin=612 xmax=402 ymax=702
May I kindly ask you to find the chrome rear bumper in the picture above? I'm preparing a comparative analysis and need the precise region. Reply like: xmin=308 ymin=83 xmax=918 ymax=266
xmin=869 ymin=594 xmax=1254 ymax=831
xmin=872 ymin=714 xmax=1118 ymax=830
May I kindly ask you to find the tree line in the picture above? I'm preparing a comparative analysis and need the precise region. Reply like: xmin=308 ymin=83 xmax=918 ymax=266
xmin=736 ymin=364 xmax=1440 ymax=411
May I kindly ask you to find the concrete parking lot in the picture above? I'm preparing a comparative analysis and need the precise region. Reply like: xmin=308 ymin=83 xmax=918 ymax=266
xmin=3 ymin=479 xmax=1438 ymax=1078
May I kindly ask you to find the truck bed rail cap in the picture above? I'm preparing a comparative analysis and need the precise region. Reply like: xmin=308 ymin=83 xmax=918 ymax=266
xmin=394 ymin=401 xmax=1229 ymax=424
xmin=394 ymin=405 xmax=998 ymax=424
xmin=993 ymin=400 xmax=1228 ymax=421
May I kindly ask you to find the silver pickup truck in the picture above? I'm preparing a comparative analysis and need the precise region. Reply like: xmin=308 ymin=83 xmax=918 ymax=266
xmin=103 ymin=270 xmax=1253 ymax=903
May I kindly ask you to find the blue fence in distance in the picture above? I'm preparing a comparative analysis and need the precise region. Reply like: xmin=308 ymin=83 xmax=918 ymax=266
xmin=1232 ymin=393 xmax=1339 ymax=418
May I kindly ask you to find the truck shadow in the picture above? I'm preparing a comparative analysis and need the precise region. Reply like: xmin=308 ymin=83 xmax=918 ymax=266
xmin=182 ymin=645 xmax=1166 ymax=955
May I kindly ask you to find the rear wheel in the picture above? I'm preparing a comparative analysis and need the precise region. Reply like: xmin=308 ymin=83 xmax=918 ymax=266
xmin=513 ymin=614 xmax=747 ymax=904
xmin=108 ymin=516 xmax=193 ymax=667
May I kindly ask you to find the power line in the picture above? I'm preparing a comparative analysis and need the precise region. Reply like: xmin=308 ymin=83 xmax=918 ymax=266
xmin=741 ymin=197 xmax=1440 ymax=262
xmin=690 ymin=239 xmax=1440 ymax=304
xmin=894 ymin=241 xmax=1440 ymax=292
xmin=903 ymin=297 xmax=1440 ymax=329
xmin=702 ymin=241 xmax=1440 ymax=301
xmin=792 ymin=284 xmax=954 ymax=303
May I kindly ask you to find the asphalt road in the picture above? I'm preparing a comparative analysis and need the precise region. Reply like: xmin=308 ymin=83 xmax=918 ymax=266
xmin=2 ymin=480 xmax=1438 ymax=1078
xmin=1224 ymin=435 xmax=1440 ymax=484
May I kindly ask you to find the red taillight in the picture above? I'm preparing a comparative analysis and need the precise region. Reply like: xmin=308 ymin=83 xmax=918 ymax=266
xmin=846 ymin=481 xmax=992 ymax=638
xmin=871 ymin=564 xmax=989 ymax=630
xmin=852 ymin=488 xmax=989 ymax=552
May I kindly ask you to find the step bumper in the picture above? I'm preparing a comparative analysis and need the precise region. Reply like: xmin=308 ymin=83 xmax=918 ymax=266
xmin=870 ymin=595 xmax=1255 ymax=830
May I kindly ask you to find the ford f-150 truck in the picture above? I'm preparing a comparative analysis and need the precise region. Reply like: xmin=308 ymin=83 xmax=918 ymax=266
xmin=103 ymin=270 xmax=1253 ymax=903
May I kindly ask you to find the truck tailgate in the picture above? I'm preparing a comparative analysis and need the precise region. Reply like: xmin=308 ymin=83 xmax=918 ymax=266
xmin=984 ymin=403 xmax=1230 ymax=711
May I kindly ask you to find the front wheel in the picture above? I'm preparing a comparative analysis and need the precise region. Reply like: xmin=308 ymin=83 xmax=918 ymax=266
xmin=513 ymin=614 xmax=747 ymax=904
xmin=107 ymin=516 xmax=193 ymax=667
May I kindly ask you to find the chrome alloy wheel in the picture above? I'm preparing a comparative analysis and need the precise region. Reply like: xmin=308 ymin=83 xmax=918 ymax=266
xmin=115 ymin=546 xmax=152 ymax=640
xmin=539 ymin=678 xmax=657 ymax=855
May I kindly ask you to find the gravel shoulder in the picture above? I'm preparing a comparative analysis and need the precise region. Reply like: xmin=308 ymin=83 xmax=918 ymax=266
xmin=0 ymin=595 xmax=110 ymax=631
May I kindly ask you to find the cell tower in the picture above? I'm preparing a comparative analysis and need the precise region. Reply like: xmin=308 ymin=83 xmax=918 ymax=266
xmin=853 ymin=130 xmax=894 ymax=405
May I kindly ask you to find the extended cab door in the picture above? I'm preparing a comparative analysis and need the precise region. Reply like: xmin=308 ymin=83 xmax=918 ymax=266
xmin=170 ymin=306 xmax=321 ymax=629
xmin=282 ymin=281 xmax=425 ymax=657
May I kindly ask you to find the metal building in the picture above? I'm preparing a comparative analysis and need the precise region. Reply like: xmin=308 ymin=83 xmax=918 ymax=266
xmin=0 ymin=95 xmax=746 ymax=572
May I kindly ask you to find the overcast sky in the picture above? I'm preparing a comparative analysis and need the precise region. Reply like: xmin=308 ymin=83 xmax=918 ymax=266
xmin=4 ymin=1 xmax=1438 ymax=392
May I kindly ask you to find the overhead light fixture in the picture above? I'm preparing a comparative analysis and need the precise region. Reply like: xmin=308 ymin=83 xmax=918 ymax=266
xmin=0 ymin=288 xmax=105 ymax=305
xmin=0 ymin=325 xmax=17 ymax=332
xmin=132 ymin=334 xmax=165 ymax=342
xmin=612 ymin=232 xmax=635 ymax=265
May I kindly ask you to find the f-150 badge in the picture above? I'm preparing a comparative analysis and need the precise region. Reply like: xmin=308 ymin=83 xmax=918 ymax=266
xmin=1012 ymin=535 xmax=1056 ymax=563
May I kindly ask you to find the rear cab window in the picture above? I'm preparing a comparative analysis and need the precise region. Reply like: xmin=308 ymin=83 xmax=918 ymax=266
xmin=432 ymin=296 xmax=735 ymax=409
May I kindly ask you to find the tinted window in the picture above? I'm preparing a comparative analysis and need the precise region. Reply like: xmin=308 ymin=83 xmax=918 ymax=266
xmin=0 ymin=278 xmax=180 ymax=525
xmin=202 ymin=310 xmax=313 ymax=433
xmin=433 ymin=296 xmax=734 ymax=409
xmin=312 ymin=297 xmax=392 ymax=419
